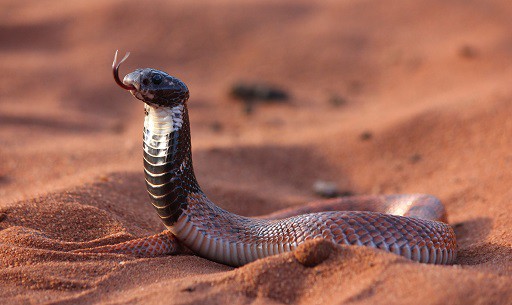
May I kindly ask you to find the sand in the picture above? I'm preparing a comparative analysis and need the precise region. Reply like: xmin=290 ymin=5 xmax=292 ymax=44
xmin=1 ymin=0 xmax=511 ymax=304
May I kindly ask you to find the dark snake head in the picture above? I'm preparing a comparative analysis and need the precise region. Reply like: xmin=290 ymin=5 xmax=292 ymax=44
xmin=113 ymin=51 xmax=189 ymax=107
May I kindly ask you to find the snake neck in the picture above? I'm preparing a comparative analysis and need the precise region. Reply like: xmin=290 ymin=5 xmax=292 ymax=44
xmin=143 ymin=103 xmax=201 ymax=226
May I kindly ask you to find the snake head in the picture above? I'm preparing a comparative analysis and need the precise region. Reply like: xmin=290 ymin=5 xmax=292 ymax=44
xmin=123 ymin=68 xmax=189 ymax=107
xmin=113 ymin=51 xmax=189 ymax=107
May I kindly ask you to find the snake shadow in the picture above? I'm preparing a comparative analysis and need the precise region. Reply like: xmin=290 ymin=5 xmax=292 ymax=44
xmin=192 ymin=143 xmax=354 ymax=216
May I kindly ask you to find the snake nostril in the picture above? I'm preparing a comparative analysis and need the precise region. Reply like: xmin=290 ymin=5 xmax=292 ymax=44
xmin=142 ymin=78 xmax=150 ymax=86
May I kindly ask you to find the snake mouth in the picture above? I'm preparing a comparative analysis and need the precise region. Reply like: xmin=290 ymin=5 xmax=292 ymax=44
xmin=113 ymin=50 xmax=136 ymax=91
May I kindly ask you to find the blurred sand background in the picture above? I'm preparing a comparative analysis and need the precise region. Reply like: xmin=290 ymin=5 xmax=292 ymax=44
xmin=0 ymin=0 xmax=511 ymax=304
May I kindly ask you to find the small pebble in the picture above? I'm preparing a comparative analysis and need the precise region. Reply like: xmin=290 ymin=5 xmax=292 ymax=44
xmin=230 ymin=83 xmax=289 ymax=102
xmin=458 ymin=45 xmax=477 ymax=59
xmin=328 ymin=93 xmax=347 ymax=107
xmin=181 ymin=286 xmax=195 ymax=293
xmin=359 ymin=131 xmax=373 ymax=141
xmin=230 ymin=82 xmax=290 ymax=115
xmin=313 ymin=181 xmax=340 ymax=198
xmin=210 ymin=121 xmax=223 ymax=132
xmin=409 ymin=153 xmax=422 ymax=164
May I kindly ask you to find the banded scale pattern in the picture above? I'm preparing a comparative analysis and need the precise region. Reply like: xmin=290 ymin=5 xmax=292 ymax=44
xmin=143 ymin=104 xmax=200 ymax=226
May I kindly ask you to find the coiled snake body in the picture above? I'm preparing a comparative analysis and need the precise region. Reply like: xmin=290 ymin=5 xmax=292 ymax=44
xmin=78 ymin=52 xmax=457 ymax=266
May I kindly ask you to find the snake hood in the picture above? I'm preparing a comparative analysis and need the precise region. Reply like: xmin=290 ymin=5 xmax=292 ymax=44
xmin=122 ymin=68 xmax=189 ymax=107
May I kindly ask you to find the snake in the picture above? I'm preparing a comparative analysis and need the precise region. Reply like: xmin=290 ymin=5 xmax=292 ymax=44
xmin=75 ymin=51 xmax=457 ymax=266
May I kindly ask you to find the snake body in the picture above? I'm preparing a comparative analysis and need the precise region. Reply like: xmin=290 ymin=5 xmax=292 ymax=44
xmin=108 ymin=52 xmax=457 ymax=266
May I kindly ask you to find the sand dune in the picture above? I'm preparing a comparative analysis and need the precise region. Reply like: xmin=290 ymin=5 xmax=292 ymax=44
xmin=1 ymin=0 xmax=511 ymax=304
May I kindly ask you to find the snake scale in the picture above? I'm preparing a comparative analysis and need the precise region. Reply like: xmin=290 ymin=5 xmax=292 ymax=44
xmin=75 ymin=51 xmax=457 ymax=266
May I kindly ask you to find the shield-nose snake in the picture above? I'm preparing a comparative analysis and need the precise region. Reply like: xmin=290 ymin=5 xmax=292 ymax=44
xmin=74 ymin=51 xmax=457 ymax=266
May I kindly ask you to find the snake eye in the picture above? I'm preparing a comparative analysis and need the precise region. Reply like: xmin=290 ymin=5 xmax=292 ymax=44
xmin=152 ymin=74 xmax=163 ymax=85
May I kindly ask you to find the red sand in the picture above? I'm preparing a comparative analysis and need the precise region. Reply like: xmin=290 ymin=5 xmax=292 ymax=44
xmin=1 ymin=0 xmax=511 ymax=304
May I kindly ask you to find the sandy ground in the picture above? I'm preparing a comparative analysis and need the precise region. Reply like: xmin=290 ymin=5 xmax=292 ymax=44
xmin=1 ymin=0 xmax=512 ymax=304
